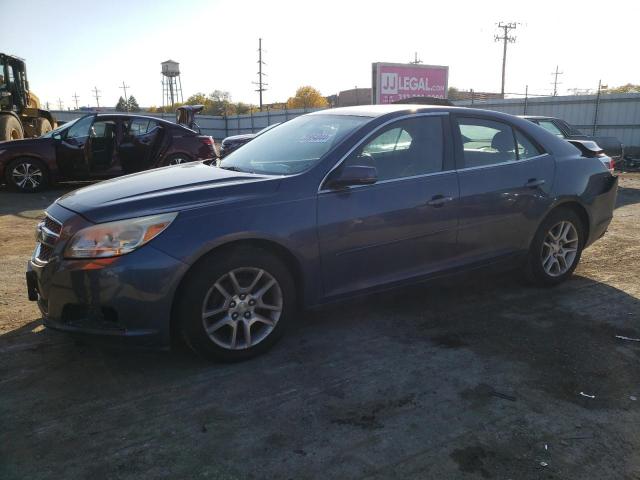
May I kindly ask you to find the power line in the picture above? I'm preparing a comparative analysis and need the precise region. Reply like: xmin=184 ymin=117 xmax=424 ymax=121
xmin=252 ymin=38 xmax=268 ymax=111
xmin=494 ymin=22 xmax=518 ymax=97
xmin=551 ymin=65 xmax=563 ymax=96
xmin=92 ymin=86 xmax=101 ymax=108
xmin=120 ymin=81 xmax=130 ymax=111
xmin=72 ymin=92 xmax=80 ymax=110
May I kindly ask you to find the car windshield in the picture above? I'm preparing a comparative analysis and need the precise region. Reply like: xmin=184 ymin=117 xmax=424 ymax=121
xmin=219 ymin=114 xmax=369 ymax=175
xmin=41 ymin=117 xmax=80 ymax=138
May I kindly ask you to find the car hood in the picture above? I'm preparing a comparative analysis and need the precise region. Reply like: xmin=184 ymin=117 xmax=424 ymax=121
xmin=223 ymin=133 xmax=256 ymax=143
xmin=0 ymin=137 xmax=53 ymax=150
xmin=57 ymin=162 xmax=280 ymax=223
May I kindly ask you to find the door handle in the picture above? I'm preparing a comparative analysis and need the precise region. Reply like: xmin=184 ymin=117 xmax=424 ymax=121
xmin=426 ymin=195 xmax=453 ymax=207
xmin=525 ymin=178 xmax=546 ymax=188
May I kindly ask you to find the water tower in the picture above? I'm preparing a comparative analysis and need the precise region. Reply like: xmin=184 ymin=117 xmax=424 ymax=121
xmin=161 ymin=59 xmax=184 ymax=109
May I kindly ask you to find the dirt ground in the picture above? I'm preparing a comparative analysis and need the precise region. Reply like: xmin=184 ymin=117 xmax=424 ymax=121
xmin=1 ymin=175 xmax=639 ymax=479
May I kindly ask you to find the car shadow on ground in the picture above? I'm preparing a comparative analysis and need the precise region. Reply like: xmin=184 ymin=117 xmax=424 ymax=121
xmin=1 ymin=269 xmax=639 ymax=479
xmin=615 ymin=185 xmax=640 ymax=209
xmin=3 ymin=270 xmax=639 ymax=407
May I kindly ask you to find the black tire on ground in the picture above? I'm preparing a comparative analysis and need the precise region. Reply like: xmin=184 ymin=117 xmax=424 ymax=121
xmin=161 ymin=154 xmax=192 ymax=166
xmin=523 ymin=207 xmax=585 ymax=287
xmin=177 ymin=247 xmax=296 ymax=362
xmin=35 ymin=118 xmax=53 ymax=137
xmin=0 ymin=115 xmax=24 ymax=141
xmin=4 ymin=157 xmax=49 ymax=193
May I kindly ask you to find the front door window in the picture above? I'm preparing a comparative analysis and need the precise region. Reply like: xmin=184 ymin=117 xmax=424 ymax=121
xmin=65 ymin=116 xmax=94 ymax=140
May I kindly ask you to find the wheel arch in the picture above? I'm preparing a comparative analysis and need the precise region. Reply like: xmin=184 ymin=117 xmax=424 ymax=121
xmin=543 ymin=199 xmax=591 ymax=244
xmin=169 ymin=237 xmax=305 ymax=345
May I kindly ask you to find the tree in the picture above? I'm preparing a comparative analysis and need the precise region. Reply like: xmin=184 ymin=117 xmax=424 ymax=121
xmin=127 ymin=95 xmax=140 ymax=112
xmin=115 ymin=96 xmax=128 ymax=112
xmin=207 ymin=90 xmax=235 ymax=116
xmin=286 ymin=86 xmax=329 ymax=109
xmin=209 ymin=90 xmax=231 ymax=103
xmin=186 ymin=93 xmax=209 ymax=105
xmin=447 ymin=86 xmax=462 ymax=100
xmin=603 ymin=83 xmax=640 ymax=94
xmin=234 ymin=102 xmax=255 ymax=115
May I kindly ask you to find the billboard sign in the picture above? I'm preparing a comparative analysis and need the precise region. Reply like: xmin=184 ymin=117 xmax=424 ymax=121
xmin=372 ymin=62 xmax=449 ymax=104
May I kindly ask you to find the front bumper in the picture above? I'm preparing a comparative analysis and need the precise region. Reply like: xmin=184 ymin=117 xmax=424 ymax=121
xmin=27 ymin=204 xmax=190 ymax=348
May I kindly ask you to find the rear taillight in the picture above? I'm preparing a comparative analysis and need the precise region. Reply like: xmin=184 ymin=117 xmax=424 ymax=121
xmin=201 ymin=136 xmax=214 ymax=146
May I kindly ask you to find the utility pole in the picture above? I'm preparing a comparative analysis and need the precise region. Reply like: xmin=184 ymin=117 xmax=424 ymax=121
xmin=494 ymin=22 xmax=517 ymax=97
xmin=45 ymin=101 xmax=50 ymax=110
xmin=252 ymin=38 xmax=268 ymax=111
xmin=72 ymin=92 xmax=80 ymax=110
xmin=410 ymin=52 xmax=422 ymax=64
xmin=57 ymin=98 xmax=64 ymax=110
xmin=119 ymin=81 xmax=130 ymax=111
xmin=593 ymin=79 xmax=603 ymax=135
xmin=92 ymin=86 xmax=101 ymax=109
xmin=551 ymin=65 xmax=563 ymax=96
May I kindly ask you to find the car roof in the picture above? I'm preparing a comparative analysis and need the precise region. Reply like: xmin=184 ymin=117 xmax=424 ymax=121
xmin=90 ymin=113 xmax=174 ymax=124
xmin=520 ymin=115 xmax=555 ymax=120
xmin=74 ymin=113 xmax=194 ymax=131
xmin=309 ymin=104 xmax=530 ymax=121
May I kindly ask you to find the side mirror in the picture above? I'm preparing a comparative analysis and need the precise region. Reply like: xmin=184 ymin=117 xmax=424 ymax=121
xmin=52 ymin=132 xmax=62 ymax=140
xmin=325 ymin=165 xmax=377 ymax=190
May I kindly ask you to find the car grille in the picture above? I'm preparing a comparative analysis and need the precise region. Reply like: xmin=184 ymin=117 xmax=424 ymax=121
xmin=34 ymin=214 xmax=62 ymax=264
xmin=43 ymin=216 xmax=62 ymax=236
xmin=35 ymin=243 xmax=55 ymax=262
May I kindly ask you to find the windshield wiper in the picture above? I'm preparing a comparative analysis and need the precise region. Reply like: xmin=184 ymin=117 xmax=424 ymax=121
xmin=219 ymin=165 xmax=245 ymax=172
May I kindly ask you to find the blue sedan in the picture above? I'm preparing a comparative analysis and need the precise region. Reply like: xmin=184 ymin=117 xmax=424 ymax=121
xmin=26 ymin=105 xmax=618 ymax=361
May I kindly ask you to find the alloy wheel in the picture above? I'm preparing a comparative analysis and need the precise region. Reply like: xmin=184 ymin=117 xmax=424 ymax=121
xmin=201 ymin=267 xmax=283 ymax=350
xmin=541 ymin=221 xmax=579 ymax=277
xmin=12 ymin=162 xmax=43 ymax=190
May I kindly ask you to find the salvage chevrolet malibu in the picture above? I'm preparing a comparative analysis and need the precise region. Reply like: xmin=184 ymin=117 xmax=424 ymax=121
xmin=26 ymin=105 xmax=618 ymax=361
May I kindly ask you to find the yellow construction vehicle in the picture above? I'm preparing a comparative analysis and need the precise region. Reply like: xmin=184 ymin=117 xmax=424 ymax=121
xmin=0 ymin=53 xmax=56 ymax=142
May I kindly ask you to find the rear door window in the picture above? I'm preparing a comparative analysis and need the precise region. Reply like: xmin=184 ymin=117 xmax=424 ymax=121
xmin=457 ymin=118 xmax=517 ymax=168
xmin=515 ymin=130 xmax=544 ymax=159
xmin=126 ymin=118 xmax=159 ymax=137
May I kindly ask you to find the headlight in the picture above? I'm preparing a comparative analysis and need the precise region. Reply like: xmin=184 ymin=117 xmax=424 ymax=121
xmin=64 ymin=212 xmax=178 ymax=259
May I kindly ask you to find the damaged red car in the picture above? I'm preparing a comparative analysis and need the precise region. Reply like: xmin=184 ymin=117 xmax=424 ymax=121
xmin=0 ymin=112 xmax=216 ymax=192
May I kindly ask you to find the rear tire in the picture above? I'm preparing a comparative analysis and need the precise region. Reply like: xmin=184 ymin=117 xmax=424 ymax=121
xmin=0 ymin=115 xmax=24 ymax=141
xmin=4 ymin=157 xmax=49 ymax=192
xmin=161 ymin=154 xmax=192 ymax=166
xmin=523 ymin=207 xmax=585 ymax=286
xmin=177 ymin=247 xmax=296 ymax=362
xmin=35 ymin=118 xmax=52 ymax=137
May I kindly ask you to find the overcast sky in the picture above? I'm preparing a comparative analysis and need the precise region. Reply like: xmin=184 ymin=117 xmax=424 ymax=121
xmin=2 ymin=0 xmax=638 ymax=110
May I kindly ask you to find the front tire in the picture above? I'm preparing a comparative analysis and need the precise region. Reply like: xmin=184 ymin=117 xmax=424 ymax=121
xmin=177 ymin=247 xmax=296 ymax=362
xmin=4 ymin=157 xmax=49 ymax=192
xmin=0 ymin=115 xmax=24 ymax=141
xmin=523 ymin=207 xmax=585 ymax=286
